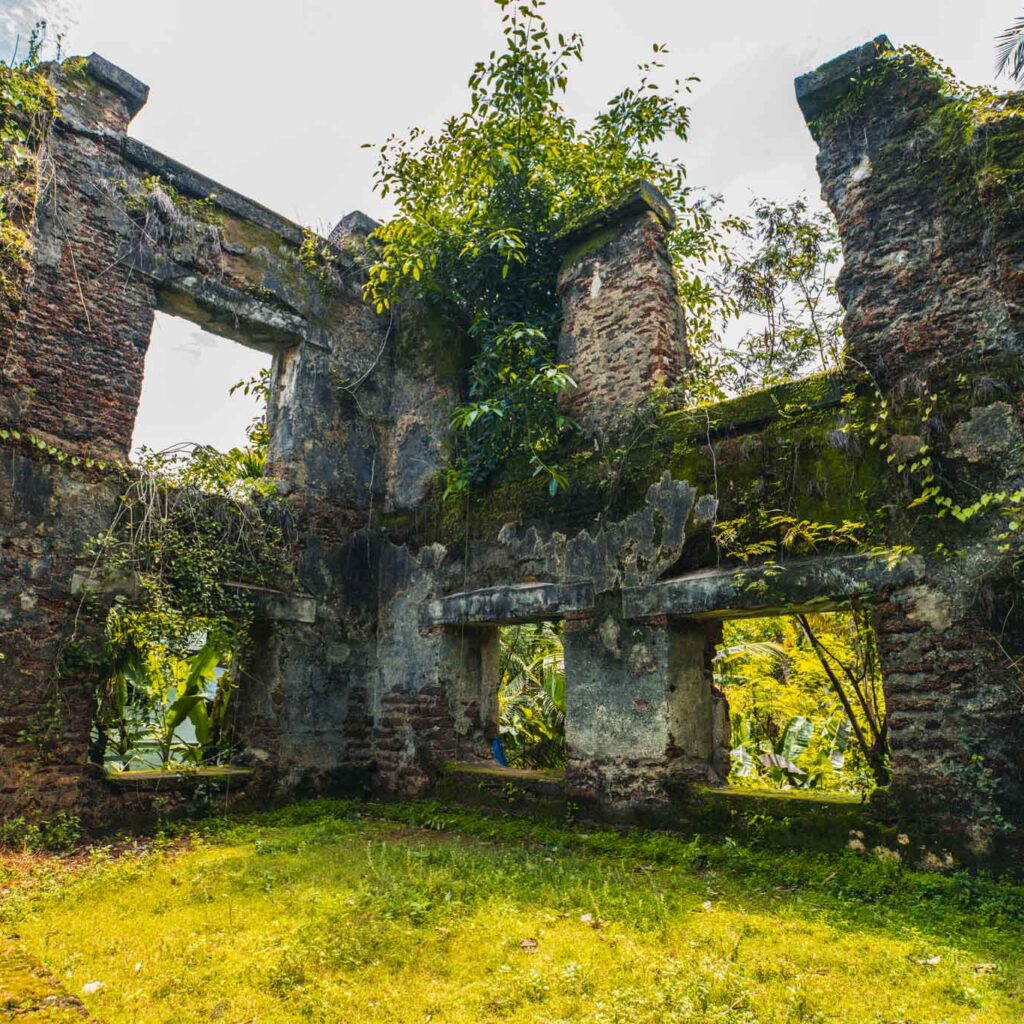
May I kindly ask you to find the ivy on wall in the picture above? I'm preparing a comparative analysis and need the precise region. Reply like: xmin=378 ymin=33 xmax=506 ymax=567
xmin=0 ymin=25 xmax=57 ymax=315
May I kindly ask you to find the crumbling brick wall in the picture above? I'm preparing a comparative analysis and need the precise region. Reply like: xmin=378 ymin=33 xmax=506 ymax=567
xmin=0 ymin=55 xmax=411 ymax=824
xmin=556 ymin=182 xmax=688 ymax=435
xmin=797 ymin=38 xmax=1024 ymax=841
xmin=2 ymin=42 xmax=1022 ymax=855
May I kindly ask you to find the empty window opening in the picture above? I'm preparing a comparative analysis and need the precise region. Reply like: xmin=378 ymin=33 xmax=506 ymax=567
xmin=714 ymin=608 xmax=887 ymax=797
xmin=131 ymin=311 xmax=272 ymax=459
xmin=89 ymin=625 xmax=241 ymax=772
xmin=495 ymin=621 xmax=566 ymax=770
xmin=712 ymin=195 xmax=844 ymax=397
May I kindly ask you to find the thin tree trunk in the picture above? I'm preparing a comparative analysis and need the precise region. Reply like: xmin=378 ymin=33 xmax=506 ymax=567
xmin=795 ymin=613 xmax=889 ymax=785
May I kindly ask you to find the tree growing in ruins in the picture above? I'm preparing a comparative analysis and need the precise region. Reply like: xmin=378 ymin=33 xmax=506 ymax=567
xmin=363 ymin=0 xmax=729 ymax=495
xmin=713 ymin=196 xmax=843 ymax=395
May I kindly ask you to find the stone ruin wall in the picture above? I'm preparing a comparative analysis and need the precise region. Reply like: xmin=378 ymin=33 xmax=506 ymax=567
xmin=1 ymin=40 xmax=1022 ymax=856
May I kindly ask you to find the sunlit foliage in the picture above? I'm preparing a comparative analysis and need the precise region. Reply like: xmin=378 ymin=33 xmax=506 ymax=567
xmin=498 ymin=621 xmax=566 ymax=768
xmin=718 ymin=611 xmax=887 ymax=794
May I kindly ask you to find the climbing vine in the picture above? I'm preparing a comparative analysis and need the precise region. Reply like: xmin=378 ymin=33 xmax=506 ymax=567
xmin=0 ymin=23 xmax=57 ymax=315
xmin=80 ymin=391 xmax=294 ymax=769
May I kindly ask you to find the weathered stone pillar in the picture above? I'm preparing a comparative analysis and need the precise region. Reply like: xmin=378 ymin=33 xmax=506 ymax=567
xmin=796 ymin=36 xmax=1024 ymax=387
xmin=556 ymin=182 xmax=687 ymax=435
xmin=562 ymin=601 xmax=723 ymax=815
xmin=667 ymin=618 xmax=729 ymax=781
xmin=439 ymin=625 xmax=500 ymax=762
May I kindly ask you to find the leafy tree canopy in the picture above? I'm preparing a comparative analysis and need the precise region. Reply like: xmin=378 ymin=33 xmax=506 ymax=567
xmin=364 ymin=0 xmax=729 ymax=495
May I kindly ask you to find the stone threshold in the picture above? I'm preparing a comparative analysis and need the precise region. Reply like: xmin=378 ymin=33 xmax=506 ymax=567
xmin=102 ymin=766 xmax=254 ymax=792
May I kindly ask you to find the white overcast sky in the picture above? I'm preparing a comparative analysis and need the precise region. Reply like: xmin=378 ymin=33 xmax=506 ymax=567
xmin=3 ymin=0 xmax=1020 ymax=454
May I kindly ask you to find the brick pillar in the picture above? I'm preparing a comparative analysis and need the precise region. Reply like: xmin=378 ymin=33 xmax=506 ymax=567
xmin=796 ymin=36 xmax=1023 ymax=387
xmin=1 ymin=55 xmax=156 ymax=461
xmin=798 ymin=41 xmax=1024 ymax=842
xmin=556 ymin=181 xmax=687 ymax=436
xmin=873 ymin=585 xmax=1024 ymax=849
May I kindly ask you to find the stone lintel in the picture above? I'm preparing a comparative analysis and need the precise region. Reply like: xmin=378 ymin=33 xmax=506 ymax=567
xmin=84 ymin=53 xmax=150 ymax=117
xmin=422 ymin=582 xmax=594 ymax=627
xmin=622 ymin=552 xmax=923 ymax=620
xmin=795 ymin=35 xmax=892 ymax=129
xmin=157 ymin=276 xmax=316 ymax=351
xmin=558 ymin=179 xmax=675 ymax=256
xmin=121 ymin=137 xmax=307 ymax=247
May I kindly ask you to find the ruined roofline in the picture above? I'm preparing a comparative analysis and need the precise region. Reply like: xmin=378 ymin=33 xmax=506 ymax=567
xmin=558 ymin=179 xmax=676 ymax=252
xmin=82 ymin=52 xmax=150 ymax=115
xmin=794 ymin=34 xmax=893 ymax=133
xmin=69 ymin=53 xmax=332 ymax=254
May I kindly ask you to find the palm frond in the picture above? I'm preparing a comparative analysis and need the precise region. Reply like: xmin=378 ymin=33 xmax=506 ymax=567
xmin=995 ymin=15 xmax=1024 ymax=83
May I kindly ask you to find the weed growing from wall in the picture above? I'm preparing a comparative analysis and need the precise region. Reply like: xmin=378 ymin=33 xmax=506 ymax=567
xmin=0 ymin=23 xmax=56 ymax=315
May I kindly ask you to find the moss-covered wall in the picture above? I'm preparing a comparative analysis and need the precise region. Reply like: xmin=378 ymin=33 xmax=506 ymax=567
xmin=4 ymin=41 xmax=1024 ymax=855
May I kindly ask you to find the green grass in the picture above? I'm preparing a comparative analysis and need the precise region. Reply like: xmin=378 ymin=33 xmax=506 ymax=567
xmin=3 ymin=799 xmax=1024 ymax=1023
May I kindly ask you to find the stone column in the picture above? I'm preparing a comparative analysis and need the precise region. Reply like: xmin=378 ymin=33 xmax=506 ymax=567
xmin=556 ymin=181 xmax=688 ymax=436
xmin=562 ymin=601 xmax=723 ymax=816
xmin=667 ymin=619 xmax=729 ymax=781
xmin=873 ymin=580 xmax=1024 ymax=850
xmin=439 ymin=625 xmax=500 ymax=763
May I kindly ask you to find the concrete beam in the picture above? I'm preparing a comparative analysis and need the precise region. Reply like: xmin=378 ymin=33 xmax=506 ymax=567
xmin=422 ymin=582 xmax=594 ymax=626
xmin=622 ymin=552 xmax=923 ymax=620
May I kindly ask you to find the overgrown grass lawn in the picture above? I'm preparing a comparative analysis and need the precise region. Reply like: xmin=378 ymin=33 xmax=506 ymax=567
xmin=3 ymin=800 xmax=1024 ymax=1023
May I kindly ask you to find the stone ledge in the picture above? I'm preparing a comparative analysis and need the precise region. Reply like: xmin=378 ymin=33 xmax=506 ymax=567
xmin=443 ymin=762 xmax=565 ymax=783
xmin=70 ymin=572 xmax=316 ymax=624
xmin=103 ymin=766 xmax=254 ymax=792
xmin=84 ymin=53 xmax=150 ymax=117
xmin=795 ymin=35 xmax=892 ymax=128
xmin=422 ymin=582 xmax=594 ymax=626
xmin=622 ymin=552 xmax=924 ymax=620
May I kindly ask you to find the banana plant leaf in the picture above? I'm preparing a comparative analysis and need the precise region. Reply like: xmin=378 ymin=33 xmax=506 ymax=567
xmin=828 ymin=718 xmax=852 ymax=770
xmin=779 ymin=716 xmax=814 ymax=762
xmin=759 ymin=752 xmax=806 ymax=776
xmin=165 ymin=694 xmax=206 ymax=731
